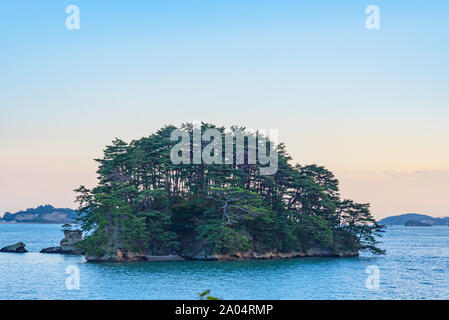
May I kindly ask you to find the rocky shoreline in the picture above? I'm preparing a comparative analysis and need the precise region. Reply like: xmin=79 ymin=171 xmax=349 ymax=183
xmin=190 ymin=249 xmax=359 ymax=261
xmin=1 ymin=231 xmax=359 ymax=262
xmin=84 ymin=247 xmax=358 ymax=262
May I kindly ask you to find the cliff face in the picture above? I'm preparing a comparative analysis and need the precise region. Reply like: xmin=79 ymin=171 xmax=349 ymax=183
xmin=83 ymin=235 xmax=359 ymax=262
xmin=86 ymin=249 xmax=147 ymax=262
xmin=84 ymin=247 xmax=358 ymax=262
xmin=183 ymin=248 xmax=358 ymax=261
xmin=180 ymin=239 xmax=358 ymax=261
xmin=80 ymin=219 xmax=361 ymax=262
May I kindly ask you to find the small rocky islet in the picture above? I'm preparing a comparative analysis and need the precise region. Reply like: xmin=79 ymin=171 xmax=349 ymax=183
xmin=0 ymin=231 xmax=83 ymax=255
xmin=40 ymin=230 xmax=84 ymax=255
xmin=0 ymin=242 xmax=28 ymax=253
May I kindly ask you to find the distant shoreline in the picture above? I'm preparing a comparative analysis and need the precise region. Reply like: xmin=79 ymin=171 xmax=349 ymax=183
xmin=0 ymin=222 xmax=65 ymax=225
xmin=0 ymin=205 xmax=77 ymax=225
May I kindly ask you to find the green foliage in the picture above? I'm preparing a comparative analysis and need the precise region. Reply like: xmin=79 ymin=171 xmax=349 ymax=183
xmin=143 ymin=210 xmax=179 ymax=253
xmin=294 ymin=215 xmax=334 ymax=250
xmin=62 ymin=223 xmax=73 ymax=232
xmin=338 ymin=200 xmax=386 ymax=254
xmin=75 ymin=230 xmax=107 ymax=257
xmin=75 ymin=123 xmax=385 ymax=258
xmin=197 ymin=222 xmax=251 ymax=254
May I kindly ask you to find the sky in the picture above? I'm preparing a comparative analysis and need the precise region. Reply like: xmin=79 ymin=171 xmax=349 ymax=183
xmin=1 ymin=0 xmax=448 ymax=219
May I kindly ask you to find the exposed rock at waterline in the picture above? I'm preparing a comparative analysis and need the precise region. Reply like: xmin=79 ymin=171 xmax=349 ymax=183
xmin=183 ymin=248 xmax=358 ymax=261
xmin=84 ymin=246 xmax=358 ymax=262
xmin=146 ymin=254 xmax=186 ymax=261
xmin=60 ymin=230 xmax=83 ymax=250
xmin=81 ymin=222 xmax=360 ymax=263
xmin=85 ymin=249 xmax=147 ymax=262
xmin=85 ymin=251 xmax=185 ymax=262
xmin=0 ymin=242 xmax=28 ymax=253
xmin=40 ymin=230 xmax=84 ymax=255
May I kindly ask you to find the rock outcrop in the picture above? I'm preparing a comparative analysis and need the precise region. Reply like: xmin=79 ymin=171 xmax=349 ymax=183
xmin=0 ymin=242 xmax=28 ymax=253
xmin=40 ymin=230 xmax=83 ymax=255
xmin=85 ymin=250 xmax=358 ymax=262
xmin=182 ymin=248 xmax=358 ymax=261
xmin=146 ymin=254 xmax=186 ymax=261
xmin=84 ymin=244 xmax=358 ymax=262
xmin=85 ymin=249 xmax=147 ymax=262
xmin=81 ymin=228 xmax=359 ymax=262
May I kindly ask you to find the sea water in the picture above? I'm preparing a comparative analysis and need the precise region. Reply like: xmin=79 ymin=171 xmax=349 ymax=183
xmin=1 ymin=224 xmax=448 ymax=299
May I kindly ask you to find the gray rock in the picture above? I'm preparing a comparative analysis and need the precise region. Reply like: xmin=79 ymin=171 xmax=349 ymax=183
xmin=40 ymin=246 xmax=74 ymax=254
xmin=146 ymin=254 xmax=185 ymax=261
xmin=40 ymin=230 xmax=83 ymax=255
xmin=0 ymin=242 xmax=28 ymax=253
xmin=60 ymin=230 xmax=82 ymax=251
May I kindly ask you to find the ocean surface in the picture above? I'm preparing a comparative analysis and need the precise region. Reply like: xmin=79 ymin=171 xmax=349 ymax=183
xmin=0 ymin=224 xmax=448 ymax=299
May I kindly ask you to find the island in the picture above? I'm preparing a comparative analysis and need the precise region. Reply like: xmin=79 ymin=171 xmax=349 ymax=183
xmin=0 ymin=205 xmax=77 ymax=224
xmin=0 ymin=242 xmax=28 ymax=253
xmin=70 ymin=123 xmax=385 ymax=262
xmin=404 ymin=220 xmax=432 ymax=227
xmin=379 ymin=213 xmax=449 ymax=226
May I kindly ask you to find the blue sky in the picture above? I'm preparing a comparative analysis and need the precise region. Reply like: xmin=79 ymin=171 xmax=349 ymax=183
xmin=1 ymin=1 xmax=449 ymax=217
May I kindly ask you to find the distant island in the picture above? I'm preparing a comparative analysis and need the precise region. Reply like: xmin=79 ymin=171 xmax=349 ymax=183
xmin=0 ymin=205 xmax=77 ymax=224
xmin=380 ymin=213 xmax=449 ymax=226
xmin=72 ymin=123 xmax=385 ymax=262
xmin=404 ymin=220 xmax=432 ymax=227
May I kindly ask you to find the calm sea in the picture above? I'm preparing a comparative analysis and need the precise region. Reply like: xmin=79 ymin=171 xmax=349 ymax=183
xmin=0 ymin=224 xmax=448 ymax=299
